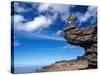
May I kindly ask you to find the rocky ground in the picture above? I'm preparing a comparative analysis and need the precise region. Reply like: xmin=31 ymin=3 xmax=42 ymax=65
xmin=40 ymin=59 xmax=88 ymax=72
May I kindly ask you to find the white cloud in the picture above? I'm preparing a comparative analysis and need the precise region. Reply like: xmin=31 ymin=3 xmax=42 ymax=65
xmin=13 ymin=2 xmax=74 ymax=23
xmin=19 ymin=32 xmax=65 ymax=41
xmin=13 ymin=3 xmax=97 ymax=29
xmin=62 ymin=44 xmax=76 ymax=49
xmin=38 ymin=3 xmax=50 ymax=12
xmin=36 ymin=34 xmax=65 ymax=41
xmin=13 ymin=2 xmax=33 ymax=13
xmin=38 ymin=3 xmax=70 ymax=13
xmin=13 ymin=15 xmax=25 ymax=23
xmin=56 ymin=30 xmax=62 ymax=35
xmin=12 ymin=15 xmax=25 ymax=30
xmin=80 ymin=6 xmax=97 ymax=22
xmin=38 ymin=4 xmax=97 ymax=27
xmin=13 ymin=3 xmax=75 ymax=41
xmin=38 ymin=3 xmax=74 ymax=22
xmin=13 ymin=3 xmax=75 ymax=32
xmin=50 ymin=4 xmax=72 ymax=21
xmin=13 ymin=15 xmax=53 ymax=32
xmin=22 ymin=15 xmax=53 ymax=32
xmin=13 ymin=14 xmax=65 ymax=41
xmin=74 ymin=6 xmax=97 ymax=26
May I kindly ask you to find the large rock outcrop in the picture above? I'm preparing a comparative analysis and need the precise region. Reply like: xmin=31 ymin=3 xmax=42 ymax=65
xmin=62 ymin=24 xmax=97 ymax=69
xmin=39 ymin=16 xmax=97 ymax=72
xmin=40 ymin=24 xmax=97 ymax=72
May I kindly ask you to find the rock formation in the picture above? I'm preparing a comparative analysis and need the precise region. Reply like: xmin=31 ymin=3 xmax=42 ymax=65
xmin=39 ymin=15 xmax=97 ymax=72
xmin=61 ymin=15 xmax=97 ymax=69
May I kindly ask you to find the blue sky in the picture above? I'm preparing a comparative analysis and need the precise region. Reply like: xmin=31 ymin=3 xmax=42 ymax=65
xmin=11 ymin=1 xmax=97 ymax=67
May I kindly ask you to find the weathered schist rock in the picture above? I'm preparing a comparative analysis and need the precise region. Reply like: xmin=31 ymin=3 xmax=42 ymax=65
xmin=61 ymin=15 xmax=97 ymax=69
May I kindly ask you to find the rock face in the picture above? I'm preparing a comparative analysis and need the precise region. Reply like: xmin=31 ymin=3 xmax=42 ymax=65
xmin=62 ymin=19 xmax=97 ymax=69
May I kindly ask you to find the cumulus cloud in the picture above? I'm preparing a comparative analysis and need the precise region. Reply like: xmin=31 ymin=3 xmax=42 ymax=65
xmin=13 ymin=15 xmax=25 ymax=23
xmin=38 ymin=3 xmax=69 ymax=13
xmin=74 ymin=6 xmax=97 ymax=26
xmin=38 ymin=3 xmax=50 ymax=12
xmin=80 ymin=7 xmax=96 ymax=22
xmin=12 ymin=3 xmax=76 ymax=41
xmin=13 ymin=2 xmax=97 ymax=30
xmin=13 ymin=14 xmax=66 ymax=41
xmin=21 ymin=15 xmax=53 ymax=32
xmin=13 ymin=15 xmax=53 ymax=32
xmin=38 ymin=4 xmax=97 ymax=26
xmin=13 ymin=3 xmax=97 ymax=42
xmin=13 ymin=15 xmax=25 ymax=30
xmin=38 ymin=3 xmax=75 ymax=22
xmin=13 ymin=3 xmax=75 ymax=32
